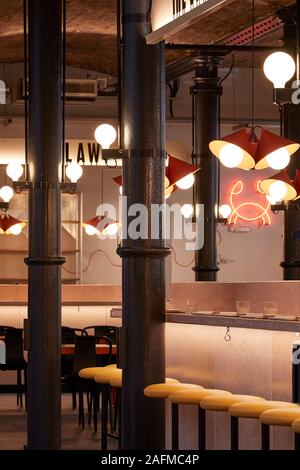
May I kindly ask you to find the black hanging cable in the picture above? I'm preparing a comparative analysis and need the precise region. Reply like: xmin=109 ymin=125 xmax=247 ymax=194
xmin=23 ymin=0 xmax=28 ymax=181
xmin=217 ymin=92 xmax=221 ymax=217
xmin=191 ymin=90 xmax=195 ymax=163
xmin=251 ymin=0 xmax=255 ymax=131
xmin=117 ymin=0 xmax=122 ymax=149
xmin=296 ymin=0 xmax=300 ymax=83
xmin=62 ymin=0 xmax=67 ymax=182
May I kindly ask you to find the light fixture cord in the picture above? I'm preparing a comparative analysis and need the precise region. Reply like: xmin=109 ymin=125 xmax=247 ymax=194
xmin=23 ymin=0 xmax=29 ymax=181
xmin=117 ymin=0 xmax=122 ymax=149
xmin=62 ymin=0 xmax=67 ymax=182
xmin=297 ymin=0 xmax=300 ymax=83
xmin=251 ymin=0 xmax=255 ymax=130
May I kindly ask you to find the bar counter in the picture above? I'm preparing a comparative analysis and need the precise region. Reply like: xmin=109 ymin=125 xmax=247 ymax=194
xmin=0 ymin=282 xmax=299 ymax=449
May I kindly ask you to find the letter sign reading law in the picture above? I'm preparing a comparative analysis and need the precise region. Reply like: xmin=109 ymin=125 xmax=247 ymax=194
xmin=147 ymin=0 xmax=234 ymax=45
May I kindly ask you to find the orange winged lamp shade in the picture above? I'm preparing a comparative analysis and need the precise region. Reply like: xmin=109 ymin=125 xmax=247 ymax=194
xmin=255 ymin=129 xmax=300 ymax=170
xmin=0 ymin=215 xmax=26 ymax=235
xmin=210 ymin=128 xmax=299 ymax=171
xmin=113 ymin=156 xmax=199 ymax=196
xmin=166 ymin=154 xmax=199 ymax=190
xmin=209 ymin=129 xmax=256 ymax=170
xmin=82 ymin=215 xmax=120 ymax=236
xmin=259 ymin=170 xmax=297 ymax=202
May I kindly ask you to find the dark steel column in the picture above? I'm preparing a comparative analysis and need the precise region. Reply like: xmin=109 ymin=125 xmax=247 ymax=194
xmin=282 ymin=102 xmax=300 ymax=279
xmin=26 ymin=0 xmax=64 ymax=449
xmin=280 ymin=4 xmax=300 ymax=279
xmin=117 ymin=0 xmax=169 ymax=450
xmin=192 ymin=58 xmax=220 ymax=281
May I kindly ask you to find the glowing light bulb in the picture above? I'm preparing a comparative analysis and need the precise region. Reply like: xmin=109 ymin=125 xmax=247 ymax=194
xmin=85 ymin=224 xmax=97 ymax=236
xmin=219 ymin=204 xmax=232 ymax=219
xmin=94 ymin=124 xmax=117 ymax=149
xmin=66 ymin=161 xmax=83 ymax=183
xmin=0 ymin=186 xmax=14 ymax=202
xmin=219 ymin=143 xmax=243 ymax=168
xmin=266 ymin=195 xmax=278 ymax=205
xmin=263 ymin=52 xmax=296 ymax=88
xmin=176 ymin=173 xmax=195 ymax=190
xmin=6 ymin=163 xmax=23 ymax=182
xmin=105 ymin=223 xmax=119 ymax=236
xmin=10 ymin=224 xmax=22 ymax=235
xmin=266 ymin=147 xmax=290 ymax=170
xmin=268 ymin=180 xmax=288 ymax=201
xmin=181 ymin=204 xmax=193 ymax=218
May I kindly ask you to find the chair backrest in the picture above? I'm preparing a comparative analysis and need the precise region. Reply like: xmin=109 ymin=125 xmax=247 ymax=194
xmin=5 ymin=328 xmax=25 ymax=366
xmin=72 ymin=335 xmax=97 ymax=376
xmin=84 ymin=325 xmax=119 ymax=344
xmin=61 ymin=326 xmax=87 ymax=344
xmin=0 ymin=326 xmax=16 ymax=337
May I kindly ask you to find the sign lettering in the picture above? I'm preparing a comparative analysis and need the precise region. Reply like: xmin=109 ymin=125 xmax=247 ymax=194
xmin=148 ymin=0 xmax=234 ymax=45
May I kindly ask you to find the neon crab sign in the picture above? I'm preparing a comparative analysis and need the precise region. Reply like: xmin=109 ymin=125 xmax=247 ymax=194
xmin=228 ymin=180 xmax=271 ymax=226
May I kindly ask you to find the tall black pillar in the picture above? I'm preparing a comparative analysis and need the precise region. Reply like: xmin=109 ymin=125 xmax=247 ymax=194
xmin=282 ymin=104 xmax=300 ymax=279
xmin=117 ymin=0 xmax=169 ymax=450
xmin=280 ymin=3 xmax=300 ymax=279
xmin=192 ymin=59 xmax=220 ymax=281
xmin=26 ymin=0 xmax=64 ymax=449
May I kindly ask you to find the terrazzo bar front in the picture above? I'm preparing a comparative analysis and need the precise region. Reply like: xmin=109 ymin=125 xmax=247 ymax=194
xmin=1 ymin=281 xmax=299 ymax=449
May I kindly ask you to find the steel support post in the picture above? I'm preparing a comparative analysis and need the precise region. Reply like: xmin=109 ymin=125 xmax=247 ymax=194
xmin=192 ymin=59 xmax=221 ymax=281
xmin=280 ymin=2 xmax=300 ymax=279
xmin=118 ymin=0 xmax=170 ymax=450
xmin=25 ymin=0 xmax=64 ymax=449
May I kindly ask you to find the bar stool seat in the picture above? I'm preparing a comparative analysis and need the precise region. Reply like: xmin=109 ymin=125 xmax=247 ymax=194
xmin=94 ymin=367 xmax=121 ymax=384
xmin=168 ymin=389 xmax=232 ymax=450
xmin=260 ymin=407 xmax=300 ymax=450
xmin=169 ymin=388 xmax=232 ymax=405
xmin=200 ymin=394 xmax=265 ymax=450
xmin=230 ymin=400 xmax=298 ymax=419
xmin=144 ymin=383 xmax=202 ymax=399
xmin=229 ymin=400 xmax=298 ymax=450
xmin=260 ymin=407 xmax=300 ymax=426
xmin=200 ymin=394 xmax=265 ymax=412
xmin=79 ymin=364 xmax=117 ymax=380
xmin=292 ymin=418 xmax=300 ymax=450
xmin=109 ymin=369 xmax=122 ymax=388
xmin=292 ymin=418 xmax=300 ymax=434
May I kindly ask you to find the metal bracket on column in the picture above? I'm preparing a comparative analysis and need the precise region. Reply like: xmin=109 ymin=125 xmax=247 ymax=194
xmin=13 ymin=181 xmax=77 ymax=194
xmin=24 ymin=256 xmax=66 ymax=266
xmin=193 ymin=266 xmax=219 ymax=274
xmin=117 ymin=246 xmax=171 ymax=258
xmin=0 ymin=202 xmax=9 ymax=211
xmin=102 ymin=148 xmax=167 ymax=163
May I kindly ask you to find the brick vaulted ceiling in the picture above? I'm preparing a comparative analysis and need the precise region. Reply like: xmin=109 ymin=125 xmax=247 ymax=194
xmin=0 ymin=0 xmax=295 ymax=74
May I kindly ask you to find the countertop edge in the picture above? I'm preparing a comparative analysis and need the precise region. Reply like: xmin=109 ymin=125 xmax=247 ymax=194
xmin=166 ymin=313 xmax=300 ymax=332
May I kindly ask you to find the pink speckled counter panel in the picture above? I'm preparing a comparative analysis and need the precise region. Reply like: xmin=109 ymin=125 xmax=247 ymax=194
xmin=168 ymin=281 xmax=300 ymax=315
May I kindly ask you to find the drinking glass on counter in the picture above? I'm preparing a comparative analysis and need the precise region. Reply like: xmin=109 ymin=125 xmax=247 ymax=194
xmin=236 ymin=300 xmax=251 ymax=315
xmin=186 ymin=298 xmax=198 ymax=314
xmin=263 ymin=301 xmax=279 ymax=316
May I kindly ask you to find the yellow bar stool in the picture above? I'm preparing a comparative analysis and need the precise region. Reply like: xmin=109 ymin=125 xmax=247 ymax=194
xmin=144 ymin=382 xmax=203 ymax=450
xmin=108 ymin=369 xmax=123 ymax=449
xmin=144 ymin=382 xmax=202 ymax=399
xmin=292 ymin=418 xmax=300 ymax=449
xmin=169 ymin=389 xmax=233 ymax=450
xmin=260 ymin=407 xmax=300 ymax=450
xmin=79 ymin=364 xmax=117 ymax=380
xmin=94 ymin=366 xmax=122 ymax=450
xmin=79 ymin=364 xmax=117 ymax=432
xmin=229 ymin=401 xmax=299 ymax=450
xmin=200 ymin=394 xmax=266 ymax=450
